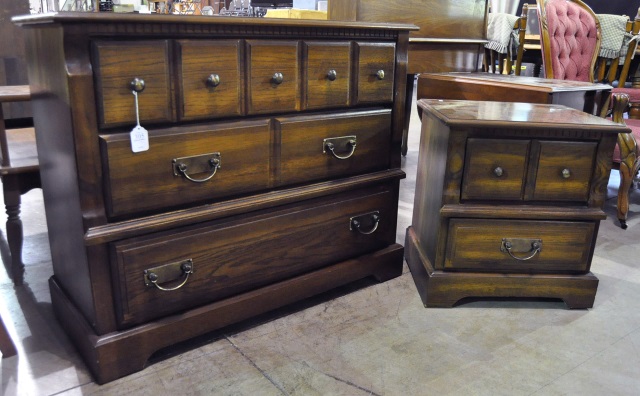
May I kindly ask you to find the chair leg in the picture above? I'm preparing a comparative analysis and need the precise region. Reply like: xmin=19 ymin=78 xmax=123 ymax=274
xmin=3 ymin=177 xmax=25 ymax=285
xmin=0 ymin=315 xmax=17 ymax=358
xmin=616 ymin=131 xmax=639 ymax=229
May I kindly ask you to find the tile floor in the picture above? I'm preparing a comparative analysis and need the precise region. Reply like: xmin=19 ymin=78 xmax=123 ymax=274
xmin=1 ymin=101 xmax=640 ymax=395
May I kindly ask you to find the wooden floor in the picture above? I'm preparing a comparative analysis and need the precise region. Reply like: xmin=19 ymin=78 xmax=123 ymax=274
xmin=1 ymin=94 xmax=640 ymax=395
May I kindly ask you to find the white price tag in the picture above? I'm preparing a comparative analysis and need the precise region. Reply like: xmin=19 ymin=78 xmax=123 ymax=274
xmin=130 ymin=125 xmax=149 ymax=153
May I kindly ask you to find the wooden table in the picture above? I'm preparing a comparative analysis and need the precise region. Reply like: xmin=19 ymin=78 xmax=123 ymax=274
xmin=417 ymin=72 xmax=612 ymax=117
xmin=0 ymin=85 xmax=38 ymax=286
xmin=406 ymin=98 xmax=630 ymax=308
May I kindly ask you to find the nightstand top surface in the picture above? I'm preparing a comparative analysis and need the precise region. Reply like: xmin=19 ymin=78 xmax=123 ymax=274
xmin=418 ymin=99 xmax=630 ymax=134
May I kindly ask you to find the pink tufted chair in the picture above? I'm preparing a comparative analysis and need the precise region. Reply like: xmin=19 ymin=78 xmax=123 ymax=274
xmin=538 ymin=0 xmax=640 ymax=229
xmin=537 ymin=0 xmax=600 ymax=81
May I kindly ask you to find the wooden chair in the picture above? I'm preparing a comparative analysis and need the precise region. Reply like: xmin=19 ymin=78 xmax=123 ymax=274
xmin=0 ymin=85 xmax=40 ymax=284
xmin=483 ymin=4 xmax=528 ymax=75
xmin=600 ymin=8 xmax=640 ymax=120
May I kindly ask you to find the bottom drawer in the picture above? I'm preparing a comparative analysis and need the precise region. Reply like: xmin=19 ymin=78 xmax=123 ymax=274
xmin=112 ymin=186 xmax=396 ymax=327
xmin=443 ymin=219 xmax=596 ymax=273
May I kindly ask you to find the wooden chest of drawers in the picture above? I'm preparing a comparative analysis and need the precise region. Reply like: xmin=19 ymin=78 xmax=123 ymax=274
xmin=15 ymin=13 xmax=415 ymax=383
xmin=405 ymin=99 xmax=631 ymax=309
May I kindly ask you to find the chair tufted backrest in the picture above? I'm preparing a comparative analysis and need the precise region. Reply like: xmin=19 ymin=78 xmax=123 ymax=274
xmin=538 ymin=0 xmax=600 ymax=81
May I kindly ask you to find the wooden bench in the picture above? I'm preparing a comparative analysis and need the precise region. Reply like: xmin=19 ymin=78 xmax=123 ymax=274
xmin=0 ymin=85 xmax=40 ymax=286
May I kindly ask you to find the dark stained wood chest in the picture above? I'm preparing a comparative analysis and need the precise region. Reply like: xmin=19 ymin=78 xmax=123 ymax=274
xmin=14 ymin=12 xmax=416 ymax=383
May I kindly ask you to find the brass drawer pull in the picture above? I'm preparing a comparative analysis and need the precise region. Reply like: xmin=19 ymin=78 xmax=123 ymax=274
xmin=173 ymin=152 xmax=221 ymax=183
xmin=206 ymin=73 xmax=221 ymax=87
xmin=376 ymin=70 xmax=385 ymax=80
xmin=562 ymin=168 xmax=571 ymax=179
xmin=350 ymin=211 xmax=380 ymax=235
xmin=129 ymin=77 xmax=145 ymax=93
xmin=144 ymin=259 xmax=194 ymax=291
xmin=327 ymin=69 xmax=337 ymax=81
xmin=323 ymin=135 xmax=357 ymax=160
xmin=272 ymin=72 xmax=284 ymax=85
xmin=494 ymin=166 xmax=504 ymax=177
xmin=501 ymin=238 xmax=542 ymax=261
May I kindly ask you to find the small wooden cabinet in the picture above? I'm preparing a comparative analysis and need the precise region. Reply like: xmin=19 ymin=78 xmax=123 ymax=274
xmin=405 ymin=99 xmax=630 ymax=309
xmin=15 ymin=13 xmax=415 ymax=383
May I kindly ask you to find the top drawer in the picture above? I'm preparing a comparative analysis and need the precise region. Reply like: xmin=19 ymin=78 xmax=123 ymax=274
xmin=93 ymin=41 xmax=174 ymax=129
xmin=355 ymin=42 xmax=395 ymax=105
xmin=461 ymin=138 xmax=596 ymax=202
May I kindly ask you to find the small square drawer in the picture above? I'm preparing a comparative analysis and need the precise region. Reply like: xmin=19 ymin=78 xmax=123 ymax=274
xmin=304 ymin=41 xmax=351 ymax=110
xmin=275 ymin=109 xmax=392 ymax=186
xmin=92 ymin=40 xmax=174 ymax=128
xmin=111 ymin=187 xmax=396 ymax=326
xmin=176 ymin=40 xmax=243 ymax=121
xmin=531 ymin=141 xmax=597 ymax=202
xmin=247 ymin=40 xmax=300 ymax=114
xmin=461 ymin=138 xmax=530 ymax=201
xmin=355 ymin=42 xmax=395 ymax=105
xmin=444 ymin=218 xmax=596 ymax=273
xmin=100 ymin=119 xmax=271 ymax=217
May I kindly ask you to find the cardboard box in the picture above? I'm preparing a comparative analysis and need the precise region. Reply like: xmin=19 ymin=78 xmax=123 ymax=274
xmin=265 ymin=8 xmax=328 ymax=19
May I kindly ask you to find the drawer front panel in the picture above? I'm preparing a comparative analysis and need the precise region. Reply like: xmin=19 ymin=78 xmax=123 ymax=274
xmin=532 ymin=141 xmax=597 ymax=202
xmin=304 ymin=41 xmax=351 ymax=110
xmin=247 ymin=41 xmax=300 ymax=114
xmin=113 ymin=188 xmax=396 ymax=326
xmin=444 ymin=219 xmax=595 ymax=273
xmin=461 ymin=138 xmax=529 ymax=200
xmin=355 ymin=42 xmax=395 ymax=104
xmin=93 ymin=41 xmax=173 ymax=128
xmin=101 ymin=120 xmax=271 ymax=217
xmin=177 ymin=40 xmax=242 ymax=121
xmin=276 ymin=110 xmax=391 ymax=185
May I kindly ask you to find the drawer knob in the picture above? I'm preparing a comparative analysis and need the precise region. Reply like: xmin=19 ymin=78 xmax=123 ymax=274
xmin=493 ymin=167 xmax=504 ymax=177
xmin=272 ymin=72 xmax=284 ymax=85
xmin=129 ymin=77 xmax=146 ymax=93
xmin=376 ymin=70 xmax=385 ymax=80
xmin=323 ymin=136 xmax=357 ymax=160
xmin=350 ymin=211 xmax=381 ymax=235
xmin=144 ymin=259 xmax=194 ymax=291
xmin=207 ymin=74 xmax=221 ymax=87
xmin=501 ymin=238 xmax=542 ymax=261
xmin=562 ymin=168 xmax=571 ymax=179
xmin=327 ymin=69 xmax=337 ymax=81
xmin=173 ymin=152 xmax=222 ymax=183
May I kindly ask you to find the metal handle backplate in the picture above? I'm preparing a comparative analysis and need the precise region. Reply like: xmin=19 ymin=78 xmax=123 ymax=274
xmin=173 ymin=152 xmax=221 ymax=183
xmin=323 ymin=135 xmax=357 ymax=160
xmin=500 ymin=238 xmax=542 ymax=261
xmin=350 ymin=211 xmax=381 ymax=235
xmin=144 ymin=259 xmax=194 ymax=291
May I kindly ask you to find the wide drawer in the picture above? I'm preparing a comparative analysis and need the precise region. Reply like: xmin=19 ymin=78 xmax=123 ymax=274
xmin=276 ymin=109 xmax=392 ymax=185
xmin=461 ymin=138 xmax=597 ymax=203
xmin=111 ymin=187 xmax=397 ymax=327
xmin=444 ymin=219 xmax=596 ymax=273
xmin=100 ymin=119 xmax=271 ymax=217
